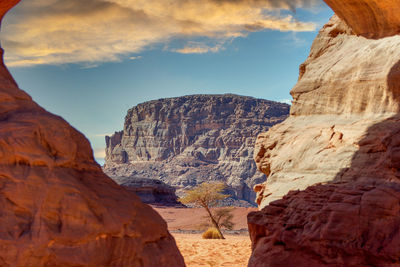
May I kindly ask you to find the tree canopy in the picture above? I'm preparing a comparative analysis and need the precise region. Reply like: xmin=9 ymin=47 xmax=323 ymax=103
xmin=179 ymin=182 xmax=229 ymax=208
xmin=179 ymin=182 xmax=232 ymax=239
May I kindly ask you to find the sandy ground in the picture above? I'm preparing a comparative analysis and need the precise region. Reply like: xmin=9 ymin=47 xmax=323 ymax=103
xmin=152 ymin=207 xmax=255 ymax=266
xmin=173 ymin=233 xmax=252 ymax=267
xmin=152 ymin=206 xmax=257 ymax=230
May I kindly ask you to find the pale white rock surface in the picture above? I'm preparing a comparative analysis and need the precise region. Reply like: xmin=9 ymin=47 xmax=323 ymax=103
xmin=254 ymin=15 xmax=400 ymax=208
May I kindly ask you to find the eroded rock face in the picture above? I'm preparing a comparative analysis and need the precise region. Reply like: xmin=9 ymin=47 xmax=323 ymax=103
xmin=249 ymin=1 xmax=400 ymax=266
xmin=103 ymin=94 xmax=289 ymax=205
xmin=254 ymin=14 xmax=400 ymax=207
xmin=0 ymin=1 xmax=184 ymax=266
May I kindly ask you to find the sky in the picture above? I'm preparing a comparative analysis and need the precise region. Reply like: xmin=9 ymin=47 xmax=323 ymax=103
xmin=1 ymin=0 xmax=333 ymax=164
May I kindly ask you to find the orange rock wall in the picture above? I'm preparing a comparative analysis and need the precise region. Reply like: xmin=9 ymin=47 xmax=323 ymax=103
xmin=324 ymin=0 xmax=400 ymax=38
xmin=0 ymin=1 xmax=185 ymax=266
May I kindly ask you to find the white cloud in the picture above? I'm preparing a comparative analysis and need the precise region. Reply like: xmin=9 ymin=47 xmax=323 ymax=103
xmin=2 ymin=0 xmax=321 ymax=67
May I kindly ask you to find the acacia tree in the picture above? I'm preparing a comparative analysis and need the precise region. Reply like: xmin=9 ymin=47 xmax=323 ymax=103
xmin=179 ymin=182 xmax=231 ymax=239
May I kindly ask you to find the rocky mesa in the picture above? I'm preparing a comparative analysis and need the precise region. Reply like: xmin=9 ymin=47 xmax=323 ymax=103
xmin=0 ymin=1 xmax=184 ymax=266
xmin=103 ymin=94 xmax=289 ymax=206
xmin=248 ymin=1 xmax=400 ymax=266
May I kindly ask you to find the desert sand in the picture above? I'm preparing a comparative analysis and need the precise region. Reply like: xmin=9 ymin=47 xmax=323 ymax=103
xmin=173 ymin=233 xmax=252 ymax=267
xmin=152 ymin=206 xmax=257 ymax=230
xmin=153 ymin=206 xmax=254 ymax=266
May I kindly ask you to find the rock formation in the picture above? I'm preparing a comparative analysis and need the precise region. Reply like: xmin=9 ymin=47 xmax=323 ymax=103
xmin=103 ymin=94 xmax=289 ymax=206
xmin=253 ymin=14 xmax=400 ymax=207
xmin=0 ymin=1 xmax=184 ymax=266
xmin=324 ymin=0 xmax=400 ymax=39
xmin=115 ymin=176 xmax=184 ymax=207
xmin=248 ymin=1 xmax=400 ymax=266
xmin=248 ymin=181 xmax=400 ymax=266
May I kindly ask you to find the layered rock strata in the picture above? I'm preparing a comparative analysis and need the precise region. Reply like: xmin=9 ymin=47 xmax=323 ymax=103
xmin=103 ymin=95 xmax=289 ymax=205
xmin=249 ymin=1 xmax=400 ymax=265
xmin=0 ymin=1 xmax=184 ymax=266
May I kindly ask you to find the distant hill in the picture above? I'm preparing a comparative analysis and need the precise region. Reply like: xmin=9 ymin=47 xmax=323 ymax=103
xmin=103 ymin=94 xmax=290 ymax=206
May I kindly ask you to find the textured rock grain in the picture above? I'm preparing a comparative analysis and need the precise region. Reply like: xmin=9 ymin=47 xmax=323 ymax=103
xmin=324 ymin=0 xmax=400 ymax=38
xmin=254 ymin=14 xmax=400 ymax=207
xmin=249 ymin=1 xmax=400 ymax=266
xmin=248 ymin=181 xmax=400 ymax=266
xmin=0 ymin=1 xmax=184 ymax=266
xmin=103 ymin=95 xmax=289 ymax=205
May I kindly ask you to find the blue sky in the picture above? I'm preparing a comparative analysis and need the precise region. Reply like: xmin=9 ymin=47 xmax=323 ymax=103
xmin=2 ymin=0 xmax=333 ymax=164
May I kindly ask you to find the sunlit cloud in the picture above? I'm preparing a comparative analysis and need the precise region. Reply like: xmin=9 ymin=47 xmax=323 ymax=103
xmin=2 ymin=0 xmax=321 ymax=67
xmin=173 ymin=42 xmax=224 ymax=54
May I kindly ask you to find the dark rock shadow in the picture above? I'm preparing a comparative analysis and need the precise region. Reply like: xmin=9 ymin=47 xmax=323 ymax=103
xmin=333 ymin=59 xmax=400 ymax=184
xmin=247 ymin=114 xmax=400 ymax=266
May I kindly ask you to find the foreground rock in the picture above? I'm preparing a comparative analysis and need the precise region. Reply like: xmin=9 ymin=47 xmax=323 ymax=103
xmin=249 ymin=1 xmax=400 ymax=266
xmin=248 ymin=181 xmax=400 ymax=266
xmin=104 ymin=94 xmax=289 ymax=205
xmin=0 ymin=1 xmax=184 ymax=266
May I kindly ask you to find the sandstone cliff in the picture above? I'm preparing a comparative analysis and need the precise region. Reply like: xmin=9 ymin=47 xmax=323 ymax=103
xmin=248 ymin=1 xmax=400 ymax=266
xmin=0 ymin=1 xmax=184 ymax=266
xmin=103 ymin=94 xmax=289 ymax=205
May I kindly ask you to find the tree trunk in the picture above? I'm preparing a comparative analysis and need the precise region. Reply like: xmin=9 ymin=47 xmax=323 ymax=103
xmin=204 ymin=206 xmax=225 ymax=239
